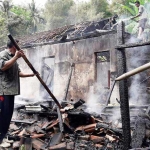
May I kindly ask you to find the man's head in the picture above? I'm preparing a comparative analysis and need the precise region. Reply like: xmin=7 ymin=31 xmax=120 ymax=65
xmin=135 ymin=1 xmax=140 ymax=7
xmin=7 ymin=39 xmax=19 ymax=54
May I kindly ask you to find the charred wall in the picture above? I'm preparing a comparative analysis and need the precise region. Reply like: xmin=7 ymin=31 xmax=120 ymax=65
xmin=19 ymin=33 xmax=119 ymax=103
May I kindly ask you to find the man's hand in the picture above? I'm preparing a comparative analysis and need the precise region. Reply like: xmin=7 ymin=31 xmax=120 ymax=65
xmin=1 ymin=50 xmax=25 ymax=71
xmin=130 ymin=17 xmax=139 ymax=23
xmin=15 ymin=50 xmax=24 ymax=59
xmin=130 ymin=17 xmax=134 ymax=20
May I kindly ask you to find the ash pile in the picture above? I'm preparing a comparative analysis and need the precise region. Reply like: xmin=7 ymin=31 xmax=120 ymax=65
xmin=7 ymin=99 xmax=123 ymax=150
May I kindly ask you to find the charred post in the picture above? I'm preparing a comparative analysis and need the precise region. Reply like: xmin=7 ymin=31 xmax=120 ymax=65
xmin=116 ymin=21 xmax=131 ymax=150
xmin=63 ymin=63 xmax=75 ymax=101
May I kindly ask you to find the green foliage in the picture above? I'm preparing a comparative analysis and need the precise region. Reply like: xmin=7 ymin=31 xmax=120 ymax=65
xmin=125 ymin=21 xmax=138 ymax=33
xmin=44 ymin=0 xmax=111 ymax=29
xmin=11 ymin=6 xmax=30 ymax=21
xmin=9 ymin=6 xmax=32 ymax=35
xmin=27 ymin=0 xmax=45 ymax=33
xmin=109 ymin=0 xmax=135 ymax=15
xmin=0 ymin=0 xmax=44 ymax=41
xmin=89 ymin=0 xmax=112 ymax=18
xmin=69 ymin=1 xmax=104 ymax=24
xmin=44 ymin=0 xmax=74 ymax=29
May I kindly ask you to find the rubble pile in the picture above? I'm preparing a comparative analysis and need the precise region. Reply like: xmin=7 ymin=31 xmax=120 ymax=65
xmin=8 ymin=99 xmax=124 ymax=150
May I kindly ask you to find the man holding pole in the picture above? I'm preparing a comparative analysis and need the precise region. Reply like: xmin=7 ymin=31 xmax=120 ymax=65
xmin=0 ymin=40 xmax=35 ymax=148
xmin=130 ymin=1 xmax=148 ymax=41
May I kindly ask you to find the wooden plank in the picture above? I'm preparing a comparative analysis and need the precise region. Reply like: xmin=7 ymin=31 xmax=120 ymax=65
xmin=11 ymin=119 xmax=36 ymax=124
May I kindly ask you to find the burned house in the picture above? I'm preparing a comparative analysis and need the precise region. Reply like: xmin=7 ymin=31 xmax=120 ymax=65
xmin=1 ymin=19 xmax=150 ymax=149
xmin=15 ymin=19 xmax=120 ymax=105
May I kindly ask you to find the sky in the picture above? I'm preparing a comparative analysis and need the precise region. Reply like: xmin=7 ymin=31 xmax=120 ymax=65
xmin=12 ymin=0 xmax=90 ymax=7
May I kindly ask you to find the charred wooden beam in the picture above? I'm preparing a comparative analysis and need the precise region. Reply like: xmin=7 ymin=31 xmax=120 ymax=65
xmin=73 ymin=99 xmax=85 ymax=109
xmin=40 ymin=104 xmax=51 ymax=111
xmin=117 ymin=22 xmax=131 ymax=150
xmin=20 ymin=110 xmax=58 ymax=116
xmin=11 ymin=119 xmax=36 ymax=124
xmin=63 ymin=63 xmax=75 ymax=101
xmin=67 ymin=110 xmax=91 ymax=117
xmin=20 ymin=109 xmax=91 ymax=117
xmin=105 ymin=80 xmax=116 ymax=106
xmin=57 ymin=107 xmax=64 ymax=133
xmin=20 ymin=30 xmax=116 ymax=49
xmin=116 ymin=40 xmax=150 ymax=49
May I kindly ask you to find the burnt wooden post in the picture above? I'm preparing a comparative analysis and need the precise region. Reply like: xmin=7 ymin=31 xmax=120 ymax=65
xmin=117 ymin=22 xmax=131 ymax=149
xmin=63 ymin=63 xmax=75 ymax=101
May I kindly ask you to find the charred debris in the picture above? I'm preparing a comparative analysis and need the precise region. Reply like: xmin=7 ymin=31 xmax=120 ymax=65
xmin=10 ymin=99 xmax=123 ymax=150
xmin=8 ymin=98 xmax=150 ymax=150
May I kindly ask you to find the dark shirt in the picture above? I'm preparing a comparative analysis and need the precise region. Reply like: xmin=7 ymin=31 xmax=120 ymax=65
xmin=0 ymin=49 xmax=20 ymax=95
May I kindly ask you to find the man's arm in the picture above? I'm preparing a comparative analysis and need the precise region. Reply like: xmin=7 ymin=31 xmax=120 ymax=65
xmin=130 ymin=13 xmax=141 ymax=20
xmin=19 ymin=72 xmax=35 ymax=78
xmin=131 ymin=6 xmax=143 ymax=20
xmin=1 ymin=51 xmax=24 ymax=71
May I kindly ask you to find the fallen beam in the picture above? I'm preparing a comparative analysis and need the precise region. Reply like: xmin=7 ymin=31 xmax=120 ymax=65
xmin=57 ymin=107 xmax=64 ymax=133
xmin=105 ymin=80 xmax=116 ymax=106
xmin=63 ymin=63 xmax=75 ymax=101
xmin=11 ymin=119 xmax=36 ymax=124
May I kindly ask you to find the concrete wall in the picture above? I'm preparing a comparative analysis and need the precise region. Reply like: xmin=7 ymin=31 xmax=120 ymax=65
xmin=18 ymin=33 xmax=119 ymax=104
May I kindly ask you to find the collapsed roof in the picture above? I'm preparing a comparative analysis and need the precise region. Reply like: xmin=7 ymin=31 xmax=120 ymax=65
xmin=0 ymin=18 xmax=119 ymax=51
xmin=16 ymin=18 xmax=115 ymax=47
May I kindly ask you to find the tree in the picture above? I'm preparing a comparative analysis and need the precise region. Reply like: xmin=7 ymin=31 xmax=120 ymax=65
xmin=69 ymin=2 xmax=93 ymax=24
xmin=0 ymin=0 xmax=25 ymax=31
xmin=90 ymin=0 xmax=112 ymax=18
xmin=9 ymin=5 xmax=31 ymax=35
xmin=28 ymin=0 xmax=45 ymax=33
xmin=69 ymin=0 xmax=111 ymax=25
xmin=109 ymin=0 xmax=133 ymax=15
xmin=44 ymin=0 xmax=74 ymax=29
xmin=0 ymin=0 xmax=13 ymax=18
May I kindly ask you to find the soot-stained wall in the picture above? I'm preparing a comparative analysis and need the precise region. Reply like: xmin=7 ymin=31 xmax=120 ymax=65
xmin=19 ymin=33 xmax=119 ymax=103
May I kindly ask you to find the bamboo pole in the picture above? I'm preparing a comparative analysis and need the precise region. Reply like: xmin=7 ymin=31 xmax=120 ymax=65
xmin=116 ymin=62 xmax=150 ymax=81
